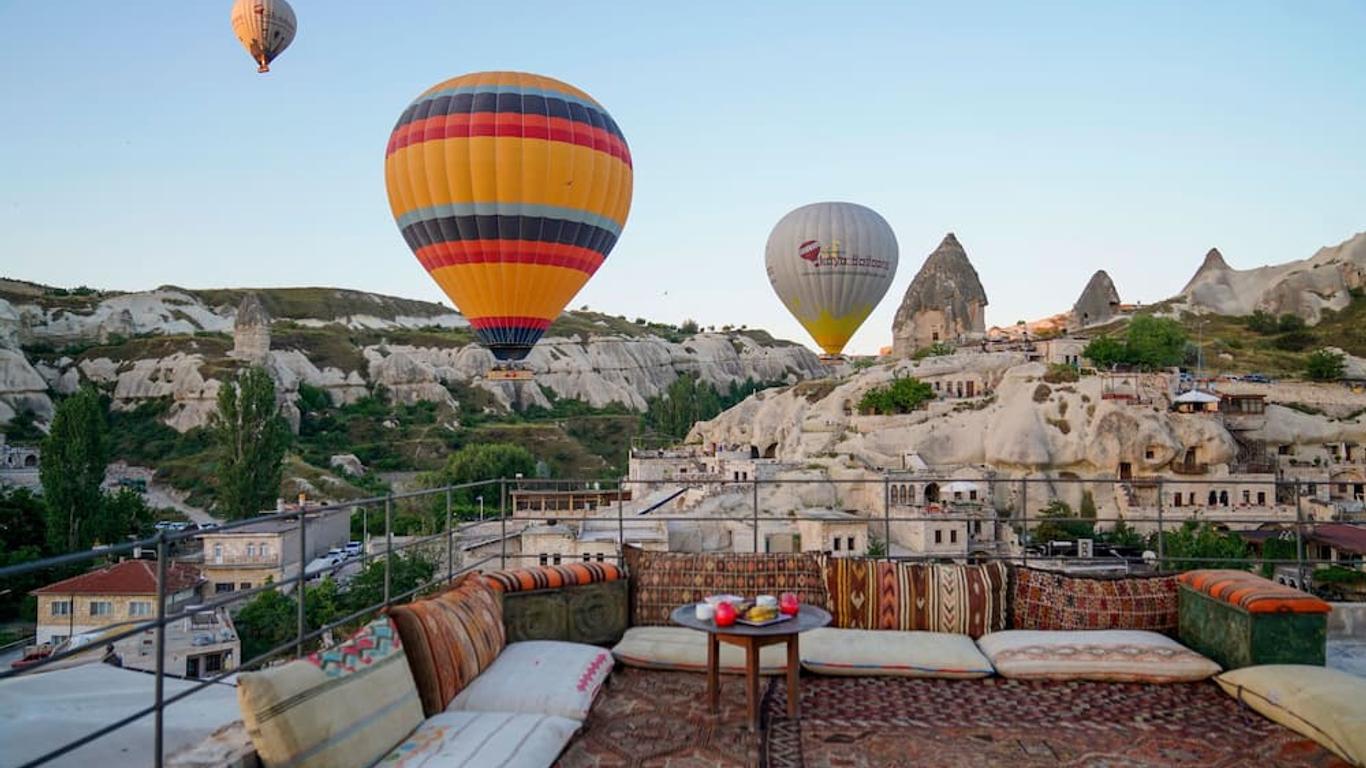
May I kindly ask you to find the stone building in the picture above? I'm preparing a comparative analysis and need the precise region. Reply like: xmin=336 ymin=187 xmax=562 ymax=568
xmin=31 ymin=559 xmax=202 ymax=644
xmin=1071 ymin=270 xmax=1121 ymax=329
xmin=892 ymin=233 xmax=988 ymax=356
xmin=198 ymin=506 xmax=350 ymax=595
xmin=231 ymin=293 xmax=270 ymax=363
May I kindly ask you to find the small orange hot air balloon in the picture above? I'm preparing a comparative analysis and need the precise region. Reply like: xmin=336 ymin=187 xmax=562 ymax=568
xmin=384 ymin=72 xmax=634 ymax=367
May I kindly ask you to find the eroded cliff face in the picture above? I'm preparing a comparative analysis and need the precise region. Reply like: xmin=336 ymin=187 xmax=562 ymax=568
xmin=0 ymin=286 xmax=827 ymax=433
xmin=1176 ymin=233 xmax=1366 ymax=323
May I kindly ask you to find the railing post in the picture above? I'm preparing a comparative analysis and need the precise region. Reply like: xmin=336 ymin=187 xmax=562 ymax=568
xmin=882 ymin=477 xmax=891 ymax=557
xmin=154 ymin=532 xmax=168 ymax=768
xmin=384 ymin=495 xmax=393 ymax=604
xmin=1020 ymin=478 xmax=1029 ymax=566
xmin=1294 ymin=481 xmax=1307 ymax=588
xmin=499 ymin=479 xmax=507 ymax=569
xmin=445 ymin=487 xmax=454 ymax=582
xmin=1156 ymin=480 xmax=1166 ymax=569
xmin=617 ymin=478 xmax=625 ymax=565
xmin=296 ymin=508 xmax=306 ymax=659
xmin=752 ymin=477 xmax=760 ymax=553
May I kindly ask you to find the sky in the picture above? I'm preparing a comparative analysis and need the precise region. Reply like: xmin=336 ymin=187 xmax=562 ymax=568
xmin=2 ymin=2 xmax=1364 ymax=355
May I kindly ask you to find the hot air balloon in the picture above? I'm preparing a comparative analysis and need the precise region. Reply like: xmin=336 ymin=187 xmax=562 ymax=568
xmin=385 ymin=72 xmax=633 ymax=376
xmin=765 ymin=202 xmax=898 ymax=358
xmin=230 ymin=0 xmax=296 ymax=73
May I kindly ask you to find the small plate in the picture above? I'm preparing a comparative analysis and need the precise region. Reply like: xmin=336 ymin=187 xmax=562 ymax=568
xmin=734 ymin=613 xmax=794 ymax=627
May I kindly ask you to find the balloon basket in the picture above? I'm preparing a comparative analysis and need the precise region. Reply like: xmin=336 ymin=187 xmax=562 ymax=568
xmin=486 ymin=366 xmax=534 ymax=382
xmin=819 ymin=354 xmax=846 ymax=364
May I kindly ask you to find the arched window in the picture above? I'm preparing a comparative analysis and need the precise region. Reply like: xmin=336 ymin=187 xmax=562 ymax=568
xmin=905 ymin=485 xmax=914 ymax=504
xmin=1219 ymin=490 xmax=1229 ymax=506
xmin=1208 ymin=490 xmax=1218 ymax=506
xmin=246 ymin=543 xmax=255 ymax=557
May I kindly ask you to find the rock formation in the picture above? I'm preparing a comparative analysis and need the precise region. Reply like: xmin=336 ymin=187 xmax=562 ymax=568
xmin=1071 ymin=270 xmax=1121 ymax=329
xmin=232 ymin=293 xmax=271 ymax=363
xmin=892 ymin=233 xmax=988 ymax=356
xmin=1177 ymin=233 xmax=1366 ymax=323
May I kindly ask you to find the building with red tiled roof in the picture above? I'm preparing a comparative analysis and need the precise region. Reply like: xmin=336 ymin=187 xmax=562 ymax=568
xmin=1306 ymin=523 xmax=1366 ymax=564
xmin=30 ymin=560 xmax=204 ymax=645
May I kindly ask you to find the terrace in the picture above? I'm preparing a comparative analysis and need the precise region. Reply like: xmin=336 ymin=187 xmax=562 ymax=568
xmin=1 ymin=476 xmax=1364 ymax=768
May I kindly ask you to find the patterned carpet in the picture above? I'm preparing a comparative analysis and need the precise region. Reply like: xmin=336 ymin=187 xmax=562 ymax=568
xmin=558 ymin=668 xmax=1349 ymax=768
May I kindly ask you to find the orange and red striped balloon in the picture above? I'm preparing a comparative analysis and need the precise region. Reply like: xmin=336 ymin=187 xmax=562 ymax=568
xmin=385 ymin=72 xmax=633 ymax=361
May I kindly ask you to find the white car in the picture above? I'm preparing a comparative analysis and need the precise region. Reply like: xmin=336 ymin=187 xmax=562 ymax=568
xmin=344 ymin=541 xmax=363 ymax=558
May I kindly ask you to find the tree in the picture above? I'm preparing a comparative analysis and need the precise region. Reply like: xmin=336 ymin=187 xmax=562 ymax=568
xmin=421 ymin=442 xmax=537 ymax=510
xmin=1102 ymin=518 xmax=1145 ymax=549
xmin=1277 ymin=313 xmax=1306 ymax=332
xmin=233 ymin=584 xmax=297 ymax=662
xmin=865 ymin=533 xmax=887 ymax=558
xmin=644 ymin=375 xmax=725 ymax=439
xmin=1158 ymin=520 xmax=1249 ymax=571
xmin=1246 ymin=310 xmax=1278 ymax=334
xmin=41 ymin=386 xmax=110 ymax=551
xmin=857 ymin=377 xmax=934 ymax=415
xmin=92 ymin=488 xmax=152 ymax=545
xmin=0 ymin=487 xmax=49 ymax=620
xmin=211 ymin=367 xmax=291 ymax=519
xmin=1082 ymin=335 xmax=1126 ymax=369
xmin=1031 ymin=500 xmax=1094 ymax=543
xmin=1305 ymin=349 xmax=1345 ymax=381
xmin=1123 ymin=315 xmax=1187 ymax=369
xmin=344 ymin=555 xmax=436 ymax=614
xmin=1260 ymin=535 xmax=1298 ymax=579
xmin=679 ymin=318 xmax=700 ymax=335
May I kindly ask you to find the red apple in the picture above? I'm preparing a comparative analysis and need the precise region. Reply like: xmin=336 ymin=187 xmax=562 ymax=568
xmin=714 ymin=601 xmax=737 ymax=627
xmin=779 ymin=592 xmax=800 ymax=616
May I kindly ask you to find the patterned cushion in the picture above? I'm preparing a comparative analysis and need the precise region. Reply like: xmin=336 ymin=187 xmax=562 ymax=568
xmin=799 ymin=628 xmax=995 ymax=678
xmin=484 ymin=562 xmax=625 ymax=593
xmin=610 ymin=626 xmax=790 ymax=674
xmin=977 ymin=629 xmax=1222 ymax=683
xmin=1215 ymin=665 xmax=1366 ymax=766
xmin=447 ymin=641 xmax=613 ymax=721
xmin=624 ymin=548 xmax=828 ymax=626
xmin=1012 ymin=567 xmax=1178 ymax=633
xmin=821 ymin=558 xmax=1008 ymax=638
xmin=237 ymin=617 xmax=424 ymax=768
xmin=378 ymin=711 xmax=580 ymax=767
xmin=387 ymin=572 xmax=506 ymax=716
xmin=1178 ymin=570 xmax=1332 ymax=614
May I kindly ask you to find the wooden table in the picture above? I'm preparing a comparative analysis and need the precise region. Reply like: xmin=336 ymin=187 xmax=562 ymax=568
xmin=670 ymin=603 xmax=831 ymax=731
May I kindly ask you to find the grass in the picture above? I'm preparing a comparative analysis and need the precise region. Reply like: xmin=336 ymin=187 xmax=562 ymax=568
xmin=466 ymin=422 xmax=611 ymax=478
xmin=73 ymin=334 xmax=231 ymax=365
xmin=271 ymin=326 xmax=369 ymax=373
xmin=189 ymin=287 xmax=451 ymax=322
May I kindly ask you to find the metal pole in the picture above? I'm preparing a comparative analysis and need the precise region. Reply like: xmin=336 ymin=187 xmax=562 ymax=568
xmin=882 ymin=477 xmax=891 ymax=557
xmin=1294 ymin=481 xmax=1307 ymax=588
xmin=752 ymin=477 xmax=760 ymax=553
xmin=499 ymin=479 xmax=507 ymax=569
xmin=1020 ymin=478 xmax=1029 ymax=566
xmin=362 ymin=506 xmax=368 ymax=563
xmin=296 ymin=509 xmax=306 ymax=659
xmin=153 ymin=533 xmax=168 ymax=768
xmin=445 ymin=488 xmax=454 ymax=582
xmin=384 ymin=496 xmax=393 ymax=603
xmin=617 ymin=478 xmax=625 ymax=565
xmin=1156 ymin=480 xmax=1166 ymax=568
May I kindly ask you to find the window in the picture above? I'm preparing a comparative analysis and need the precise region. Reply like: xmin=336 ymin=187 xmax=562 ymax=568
xmin=129 ymin=601 xmax=152 ymax=617
xmin=1278 ymin=445 xmax=1291 ymax=455
xmin=969 ymin=490 xmax=978 ymax=501
xmin=1243 ymin=490 xmax=1251 ymax=504
xmin=246 ymin=543 xmax=255 ymax=557
xmin=51 ymin=601 xmax=71 ymax=616
xmin=552 ymin=554 xmax=562 ymax=565
xmin=1173 ymin=493 xmax=1182 ymax=507
xmin=538 ymin=554 xmax=548 ymax=566
xmin=1257 ymin=491 xmax=1266 ymax=505
xmin=954 ymin=491 xmax=963 ymax=500
xmin=934 ymin=530 xmax=943 ymax=545
xmin=260 ymin=543 xmax=270 ymax=559
xmin=90 ymin=601 xmax=113 ymax=617
xmin=846 ymin=536 xmax=855 ymax=551
xmin=203 ymin=653 xmax=224 ymax=674
xmin=213 ymin=544 xmax=223 ymax=563
xmin=50 ymin=635 xmax=67 ymax=645
xmin=1145 ymin=448 xmax=1155 ymax=460
xmin=240 ymin=582 xmax=252 ymax=590
xmin=583 ymin=553 xmax=591 ymax=562
xmin=950 ymin=530 xmax=958 ymax=544
xmin=595 ymin=553 xmax=605 ymax=562
xmin=833 ymin=537 xmax=841 ymax=551
xmin=215 ymin=582 xmax=235 ymax=594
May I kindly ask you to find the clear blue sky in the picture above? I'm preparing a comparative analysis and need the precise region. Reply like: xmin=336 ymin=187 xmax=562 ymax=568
xmin=2 ymin=1 xmax=1363 ymax=354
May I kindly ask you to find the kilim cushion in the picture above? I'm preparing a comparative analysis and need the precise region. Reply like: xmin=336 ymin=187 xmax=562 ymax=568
xmin=1215 ymin=665 xmax=1366 ymax=766
xmin=820 ymin=558 xmax=1008 ymax=638
xmin=624 ymin=548 xmax=828 ymax=626
xmin=1178 ymin=570 xmax=1332 ymax=614
xmin=799 ymin=627 xmax=995 ymax=678
xmin=611 ymin=626 xmax=791 ymax=674
xmin=387 ymin=572 xmax=506 ymax=716
xmin=978 ymin=629 xmax=1221 ymax=683
xmin=236 ymin=617 xmax=424 ymax=768
xmin=378 ymin=711 xmax=581 ymax=767
xmin=484 ymin=562 xmax=625 ymax=593
xmin=447 ymin=641 xmax=613 ymax=721
xmin=1012 ymin=567 xmax=1178 ymax=633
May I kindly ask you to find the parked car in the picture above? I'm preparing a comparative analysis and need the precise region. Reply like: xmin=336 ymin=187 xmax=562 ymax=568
xmin=344 ymin=541 xmax=363 ymax=558
xmin=1244 ymin=373 xmax=1271 ymax=383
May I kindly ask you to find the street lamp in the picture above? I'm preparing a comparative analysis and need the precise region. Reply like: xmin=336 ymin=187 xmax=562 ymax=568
xmin=476 ymin=496 xmax=484 ymax=521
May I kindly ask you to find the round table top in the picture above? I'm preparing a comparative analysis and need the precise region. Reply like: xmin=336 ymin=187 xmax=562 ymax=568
xmin=670 ymin=603 xmax=831 ymax=637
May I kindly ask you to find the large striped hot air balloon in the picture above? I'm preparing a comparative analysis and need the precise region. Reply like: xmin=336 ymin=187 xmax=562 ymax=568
xmin=230 ymin=0 xmax=296 ymax=73
xmin=765 ymin=202 xmax=899 ymax=357
xmin=385 ymin=72 xmax=633 ymax=365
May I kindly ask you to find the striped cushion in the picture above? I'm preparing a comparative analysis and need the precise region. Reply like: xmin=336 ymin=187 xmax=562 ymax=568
xmin=379 ymin=711 xmax=580 ymax=767
xmin=236 ymin=617 xmax=424 ymax=768
xmin=387 ymin=573 xmax=506 ymax=716
xmin=484 ymin=563 xmax=625 ymax=593
xmin=821 ymin=558 xmax=1008 ymax=638
xmin=1178 ymin=570 xmax=1331 ymax=614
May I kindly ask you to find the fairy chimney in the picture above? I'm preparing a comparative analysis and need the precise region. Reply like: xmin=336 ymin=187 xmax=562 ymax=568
xmin=1071 ymin=270 xmax=1121 ymax=330
xmin=892 ymin=233 xmax=988 ymax=357
xmin=232 ymin=293 xmax=271 ymax=363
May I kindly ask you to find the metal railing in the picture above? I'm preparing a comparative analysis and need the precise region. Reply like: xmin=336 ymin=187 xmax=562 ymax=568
xmin=0 ymin=474 xmax=1361 ymax=766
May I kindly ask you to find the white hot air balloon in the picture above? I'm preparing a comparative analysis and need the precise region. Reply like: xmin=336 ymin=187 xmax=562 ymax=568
xmin=230 ymin=0 xmax=297 ymax=73
xmin=765 ymin=202 xmax=899 ymax=357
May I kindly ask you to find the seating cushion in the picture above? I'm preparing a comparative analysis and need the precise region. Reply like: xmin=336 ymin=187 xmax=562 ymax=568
xmin=446 ymin=641 xmax=613 ymax=721
xmin=1177 ymin=570 xmax=1331 ymax=614
xmin=237 ymin=617 xmax=424 ymax=768
xmin=386 ymin=572 xmax=506 ymax=716
xmin=977 ymin=629 xmax=1221 ymax=683
xmin=624 ymin=548 xmax=828 ymax=626
xmin=611 ymin=626 xmax=790 ymax=674
xmin=378 ymin=711 xmax=580 ymax=767
xmin=1214 ymin=665 xmax=1366 ymax=766
xmin=1012 ymin=567 xmax=1178 ymax=633
xmin=799 ymin=628 xmax=994 ymax=678
xmin=484 ymin=562 xmax=625 ymax=593
xmin=821 ymin=557 xmax=1008 ymax=638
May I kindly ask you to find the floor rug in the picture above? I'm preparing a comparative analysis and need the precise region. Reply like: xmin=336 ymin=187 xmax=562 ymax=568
xmin=760 ymin=675 xmax=1350 ymax=768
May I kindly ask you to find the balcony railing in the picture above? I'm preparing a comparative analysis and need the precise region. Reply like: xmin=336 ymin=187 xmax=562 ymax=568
xmin=1170 ymin=461 xmax=1209 ymax=475
xmin=0 ymin=474 xmax=1356 ymax=767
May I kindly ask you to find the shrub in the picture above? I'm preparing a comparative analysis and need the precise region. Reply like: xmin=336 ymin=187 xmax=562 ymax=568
xmin=1246 ymin=310 xmax=1279 ymax=334
xmin=1043 ymin=363 xmax=1079 ymax=384
xmin=1274 ymin=330 xmax=1315 ymax=351
xmin=912 ymin=342 xmax=955 ymax=359
xmin=1305 ymin=349 xmax=1345 ymax=381
xmin=858 ymin=377 xmax=935 ymax=415
xmin=1032 ymin=384 xmax=1052 ymax=403
xmin=1278 ymin=313 xmax=1306 ymax=332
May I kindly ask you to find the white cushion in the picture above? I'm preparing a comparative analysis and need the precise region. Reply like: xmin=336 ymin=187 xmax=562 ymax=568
xmin=800 ymin=628 xmax=994 ymax=678
xmin=1216 ymin=665 xmax=1366 ymax=766
xmin=446 ymin=641 xmax=612 ymax=721
xmin=611 ymin=626 xmax=790 ymax=674
xmin=380 ymin=711 xmax=579 ymax=767
xmin=977 ymin=630 xmax=1221 ymax=683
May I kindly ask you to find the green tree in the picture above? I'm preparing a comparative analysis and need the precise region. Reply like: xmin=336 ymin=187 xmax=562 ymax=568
xmin=644 ymin=375 xmax=725 ymax=439
xmin=1031 ymin=500 xmax=1094 ymax=543
xmin=343 ymin=555 xmax=436 ymax=614
xmin=1277 ymin=313 xmax=1306 ymax=332
xmin=40 ymin=386 xmax=110 ymax=551
xmin=865 ymin=533 xmax=887 ymax=558
xmin=211 ymin=367 xmax=291 ymax=519
xmin=1158 ymin=520 xmax=1249 ymax=571
xmin=233 ymin=584 xmax=297 ymax=662
xmin=0 ymin=487 xmax=49 ymax=620
xmin=1102 ymin=518 xmax=1145 ymax=549
xmin=1260 ymin=536 xmax=1298 ymax=579
xmin=421 ymin=443 xmax=537 ymax=510
xmin=1305 ymin=349 xmax=1345 ymax=381
xmin=857 ymin=377 xmax=935 ymax=415
xmin=1123 ymin=315 xmax=1187 ymax=369
xmin=92 ymin=488 xmax=153 ymax=545
xmin=1082 ymin=335 xmax=1127 ymax=368
xmin=1246 ymin=310 xmax=1278 ymax=334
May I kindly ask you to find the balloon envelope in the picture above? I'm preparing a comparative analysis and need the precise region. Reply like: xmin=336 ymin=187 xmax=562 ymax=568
xmin=765 ymin=202 xmax=898 ymax=355
xmin=230 ymin=0 xmax=296 ymax=73
xmin=384 ymin=72 xmax=633 ymax=362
